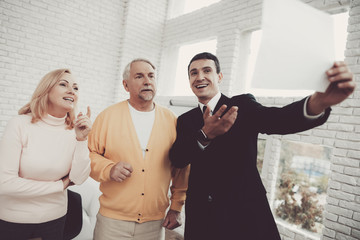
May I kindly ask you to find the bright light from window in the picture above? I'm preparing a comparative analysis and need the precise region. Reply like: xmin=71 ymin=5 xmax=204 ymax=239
xmin=169 ymin=0 xmax=221 ymax=19
xmin=246 ymin=12 xmax=348 ymax=97
xmin=245 ymin=30 xmax=262 ymax=94
xmin=183 ymin=0 xmax=221 ymax=14
xmin=173 ymin=39 xmax=217 ymax=96
xmin=333 ymin=12 xmax=348 ymax=60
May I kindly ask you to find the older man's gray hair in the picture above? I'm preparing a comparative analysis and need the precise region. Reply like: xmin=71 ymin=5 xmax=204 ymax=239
xmin=122 ymin=58 xmax=156 ymax=80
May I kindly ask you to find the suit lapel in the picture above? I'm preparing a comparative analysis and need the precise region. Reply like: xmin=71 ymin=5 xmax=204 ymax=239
xmin=213 ymin=94 xmax=230 ymax=114
xmin=191 ymin=94 xmax=230 ymax=129
xmin=194 ymin=106 xmax=204 ymax=128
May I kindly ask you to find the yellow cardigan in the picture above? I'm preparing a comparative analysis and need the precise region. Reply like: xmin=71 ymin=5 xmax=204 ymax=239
xmin=88 ymin=101 xmax=189 ymax=223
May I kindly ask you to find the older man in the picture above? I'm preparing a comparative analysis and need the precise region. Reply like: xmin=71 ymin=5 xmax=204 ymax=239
xmin=89 ymin=58 xmax=189 ymax=240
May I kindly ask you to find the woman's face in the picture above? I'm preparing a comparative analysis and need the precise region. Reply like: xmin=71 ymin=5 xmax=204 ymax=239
xmin=47 ymin=73 xmax=78 ymax=118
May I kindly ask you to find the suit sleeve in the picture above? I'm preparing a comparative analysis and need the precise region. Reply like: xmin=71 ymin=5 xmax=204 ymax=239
xmin=170 ymin=114 xmax=203 ymax=168
xmin=239 ymin=94 xmax=331 ymax=135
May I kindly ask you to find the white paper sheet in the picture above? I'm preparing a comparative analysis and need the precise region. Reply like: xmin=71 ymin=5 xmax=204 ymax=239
xmin=251 ymin=0 xmax=335 ymax=92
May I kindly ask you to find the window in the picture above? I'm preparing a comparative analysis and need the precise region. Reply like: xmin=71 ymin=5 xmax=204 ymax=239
xmin=169 ymin=0 xmax=221 ymax=18
xmin=244 ymin=12 xmax=348 ymax=97
xmin=274 ymin=140 xmax=331 ymax=234
xmin=257 ymin=138 xmax=266 ymax=173
xmin=173 ymin=39 xmax=217 ymax=96
xmin=182 ymin=0 xmax=221 ymax=14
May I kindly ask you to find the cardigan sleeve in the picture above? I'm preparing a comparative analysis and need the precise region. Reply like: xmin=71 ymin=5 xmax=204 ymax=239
xmin=0 ymin=116 xmax=64 ymax=198
xmin=169 ymin=164 xmax=190 ymax=212
xmin=88 ymin=112 xmax=115 ymax=183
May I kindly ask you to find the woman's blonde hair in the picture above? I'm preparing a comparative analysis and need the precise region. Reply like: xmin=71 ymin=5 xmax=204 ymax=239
xmin=18 ymin=69 xmax=76 ymax=129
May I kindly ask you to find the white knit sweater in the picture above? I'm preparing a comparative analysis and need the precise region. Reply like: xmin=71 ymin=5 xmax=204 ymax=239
xmin=0 ymin=114 xmax=90 ymax=223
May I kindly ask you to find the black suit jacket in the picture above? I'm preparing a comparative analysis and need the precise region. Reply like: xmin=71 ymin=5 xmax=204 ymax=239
xmin=169 ymin=94 xmax=331 ymax=240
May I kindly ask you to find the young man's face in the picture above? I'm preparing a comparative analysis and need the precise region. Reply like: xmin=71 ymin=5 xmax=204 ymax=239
xmin=188 ymin=59 xmax=223 ymax=104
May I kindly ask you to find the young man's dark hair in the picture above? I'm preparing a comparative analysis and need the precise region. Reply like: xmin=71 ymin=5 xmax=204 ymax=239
xmin=187 ymin=52 xmax=221 ymax=75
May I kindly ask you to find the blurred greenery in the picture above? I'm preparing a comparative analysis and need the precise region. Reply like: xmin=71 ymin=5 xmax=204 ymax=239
xmin=274 ymin=140 xmax=330 ymax=233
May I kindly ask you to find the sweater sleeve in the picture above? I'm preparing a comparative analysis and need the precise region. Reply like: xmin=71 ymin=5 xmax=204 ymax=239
xmin=88 ymin=113 xmax=115 ymax=183
xmin=169 ymin=164 xmax=190 ymax=212
xmin=69 ymin=140 xmax=91 ymax=185
xmin=0 ymin=116 xmax=63 ymax=198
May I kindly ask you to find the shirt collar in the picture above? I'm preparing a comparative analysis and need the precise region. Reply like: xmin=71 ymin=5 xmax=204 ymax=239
xmin=41 ymin=114 xmax=66 ymax=126
xmin=198 ymin=92 xmax=221 ymax=114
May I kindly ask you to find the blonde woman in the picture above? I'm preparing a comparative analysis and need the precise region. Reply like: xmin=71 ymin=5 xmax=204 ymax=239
xmin=0 ymin=69 xmax=92 ymax=240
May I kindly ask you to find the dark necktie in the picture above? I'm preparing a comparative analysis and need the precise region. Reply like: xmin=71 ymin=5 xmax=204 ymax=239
xmin=202 ymin=106 xmax=207 ymax=114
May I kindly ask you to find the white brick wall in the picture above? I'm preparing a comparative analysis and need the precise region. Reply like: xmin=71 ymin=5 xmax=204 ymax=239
xmin=0 ymin=0 xmax=359 ymax=239
xmin=114 ymin=0 xmax=168 ymax=102
xmin=0 ymin=0 xmax=125 ymax=134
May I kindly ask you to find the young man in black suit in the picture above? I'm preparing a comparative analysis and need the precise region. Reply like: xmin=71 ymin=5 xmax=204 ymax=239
xmin=169 ymin=52 xmax=355 ymax=240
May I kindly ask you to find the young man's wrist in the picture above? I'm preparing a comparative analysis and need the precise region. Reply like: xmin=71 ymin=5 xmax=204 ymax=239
xmin=197 ymin=129 xmax=212 ymax=143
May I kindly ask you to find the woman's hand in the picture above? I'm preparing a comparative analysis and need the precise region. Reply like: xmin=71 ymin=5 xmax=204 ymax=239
xmin=62 ymin=175 xmax=74 ymax=190
xmin=74 ymin=106 xmax=92 ymax=141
